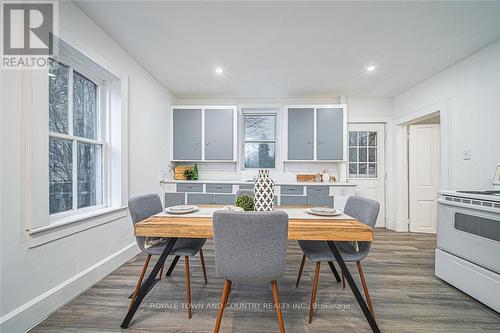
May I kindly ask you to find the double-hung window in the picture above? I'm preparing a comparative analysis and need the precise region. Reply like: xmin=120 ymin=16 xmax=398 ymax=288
xmin=48 ymin=58 xmax=105 ymax=216
xmin=243 ymin=113 xmax=276 ymax=168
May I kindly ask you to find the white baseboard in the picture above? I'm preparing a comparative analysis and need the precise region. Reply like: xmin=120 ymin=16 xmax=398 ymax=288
xmin=0 ymin=242 xmax=140 ymax=333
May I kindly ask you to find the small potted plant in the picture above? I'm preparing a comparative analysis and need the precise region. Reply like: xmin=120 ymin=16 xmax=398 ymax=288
xmin=183 ymin=168 xmax=195 ymax=180
xmin=235 ymin=195 xmax=254 ymax=211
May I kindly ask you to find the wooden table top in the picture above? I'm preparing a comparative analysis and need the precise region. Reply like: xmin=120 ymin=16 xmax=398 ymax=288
xmin=135 ymin=206 xmax=373 ymax=242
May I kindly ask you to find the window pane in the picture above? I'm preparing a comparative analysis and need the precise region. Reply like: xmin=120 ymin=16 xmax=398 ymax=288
xmin=359 ymin=147 xmax=367 ymax=162
xmin=78 ymin=143 xmax=102 ymax=209
xmin=244 ymin=142 xmax=275 ymax=168
xmin=73 ymin=71 xmax=98 ymax=139
xmin=349 ymin=163 xmax=358 ymax=178
xmin=349 ymin=148 xmax=358 ymax=162
xmin=359 ymin=163 xmax=367 ymax=178
xmin=368 ymin=163 xmax=377 ymax=178
xmin=244 ymin=115 xmax=275 ymax=140
xmin=49 ymin=59 xmax=69 ymax=134
xmin=368 ymin=148 xmax=377 ymax=162
xmin=349 ymin=131 xmax=358 ymax=146
xmin=49 ymin=138 xmax=72 ymax=214
xmin=359 ymin=131 xmax=367 ymax=146
xmin=368 ymin=132 xmax=377 ymax=146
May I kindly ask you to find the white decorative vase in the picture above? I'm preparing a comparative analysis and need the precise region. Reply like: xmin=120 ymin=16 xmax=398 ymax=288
xmin=254 ymin=170 xmax=275 ymax=211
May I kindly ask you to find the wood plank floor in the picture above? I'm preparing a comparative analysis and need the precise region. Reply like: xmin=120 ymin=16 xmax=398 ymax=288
xmin=31 ymin=229 xmax=500 ymax=333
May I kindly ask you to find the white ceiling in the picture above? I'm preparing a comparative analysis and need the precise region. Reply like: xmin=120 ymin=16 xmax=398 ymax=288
xmin=75 ymin=1 xmax=500 ymax=98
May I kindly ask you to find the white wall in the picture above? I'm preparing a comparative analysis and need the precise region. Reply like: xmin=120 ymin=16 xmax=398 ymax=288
xmin=388 ymin=39 xmax=500 ymax=231
xmin=173 ymin=97 xmax=392 ymax=182
xmin=0 ymin=2 xmax=173 ymax=331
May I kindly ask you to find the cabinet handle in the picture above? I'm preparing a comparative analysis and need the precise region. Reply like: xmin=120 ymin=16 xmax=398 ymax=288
xmin=195 ymin=140 xmax=200 ymax=145
xmin=206 ymin=141 xmax=210 ymax=145
xmin=307 ymin=140 xmax=312 ymax=144
xmin=318 ymin=141 xmax=323 ymax=145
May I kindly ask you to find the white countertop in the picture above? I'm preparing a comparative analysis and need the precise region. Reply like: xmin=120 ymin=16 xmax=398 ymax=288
xmin=162 ymin=179 xmax=357 ymax=187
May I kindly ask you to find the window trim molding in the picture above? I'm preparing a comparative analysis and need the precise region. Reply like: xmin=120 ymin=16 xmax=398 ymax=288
xmin=23 ymin=36 xmax=129 ymax=243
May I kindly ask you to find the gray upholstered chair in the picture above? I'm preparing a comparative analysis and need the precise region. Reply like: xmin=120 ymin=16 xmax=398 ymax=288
xmin=296 ymin=196 xmax=380 ymax=323
xmin=236 ymin=189 xmax=254 ymax=197
xmin=212 ymin=211 xmax=288 ymax=333
xmin=128 ymin=194 xmax=207 ymax=318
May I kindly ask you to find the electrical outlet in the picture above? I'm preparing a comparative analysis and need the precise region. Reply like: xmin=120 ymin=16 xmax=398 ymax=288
xmin=463 ymin=150 xmax=471 ymax=160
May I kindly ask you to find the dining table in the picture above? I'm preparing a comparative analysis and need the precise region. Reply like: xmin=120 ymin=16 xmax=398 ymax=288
xmin=121 ymin=206 xmax=380 ymax=333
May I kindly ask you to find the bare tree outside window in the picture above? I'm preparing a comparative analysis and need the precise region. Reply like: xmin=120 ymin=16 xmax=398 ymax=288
xmin=48 ymin=59 xmax=104 ymax=216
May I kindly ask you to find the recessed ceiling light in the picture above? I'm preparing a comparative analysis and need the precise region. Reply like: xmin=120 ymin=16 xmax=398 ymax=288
xmin=215 ymin=67 xmax=224 ymax=75
xmin=366 ymin=65 xmax=376 ymax=72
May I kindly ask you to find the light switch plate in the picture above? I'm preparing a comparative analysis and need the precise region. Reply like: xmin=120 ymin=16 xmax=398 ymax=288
xmin=463 ymin=150 xmax=471 ymax=160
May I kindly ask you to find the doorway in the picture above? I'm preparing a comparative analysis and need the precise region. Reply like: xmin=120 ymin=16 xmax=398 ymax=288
xmin=347 ymin=123 xmax=386 ymax=228
xmin=406 ymin=115 xmax=441 ymax=233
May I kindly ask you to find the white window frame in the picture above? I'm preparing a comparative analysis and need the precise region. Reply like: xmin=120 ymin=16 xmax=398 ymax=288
xmin=48 ymin=59 xmax=108 ymax=220
xmin=24 ymin=37 xmax=129 ymax=247
xmin=241 ymin=110 xmax=278 ymax=169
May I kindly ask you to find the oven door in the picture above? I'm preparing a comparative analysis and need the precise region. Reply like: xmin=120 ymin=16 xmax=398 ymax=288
xmin=437 ymin=198 xmax=500 ymax=273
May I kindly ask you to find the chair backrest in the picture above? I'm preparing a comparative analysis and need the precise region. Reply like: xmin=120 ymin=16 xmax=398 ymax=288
xmin=344 ymin=196 xmax=380 ymax=254
xmin=212 ymin=210 xmax=288 ymax=283
xmin=236 ymin=189 xmax=254 ymax=197
xmin=128 ymin=194 xmax=163 ymax=252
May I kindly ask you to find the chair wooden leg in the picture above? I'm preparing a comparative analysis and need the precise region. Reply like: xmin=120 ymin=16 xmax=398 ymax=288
xmin=214 ymin=280 xmax=232 ymax=333
xmin=159 ymin=264 xmax=164 ymax=280
xmin=296 ymin=254 xmax=306 ymax=287
xmin=185 ymin=256 xmax=192 ymax=319
xmin=129 ymin=254 xmax=151 ymax=310
xmin=308 ymin=262 xmax=321 ymax=324
xmin=342 ymin=270 xmax=345 ymax=288
xmin=271 ymin=280 xmax=286 ymax=333
xmin=199 ymin=248 xmax=208 ymax=284
xmin=356 ymin=261 xmax=375 ymax=320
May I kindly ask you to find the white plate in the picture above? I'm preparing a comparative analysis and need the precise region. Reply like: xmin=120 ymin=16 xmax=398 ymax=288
xmin=169 ymin=205 xmax=195 ymax=211
xmin=311 ymin=207 xmax=337 ymax=213
xmin=165 ymin=206 xmax=199 ymax=214
xmin=305 ymin=208 xmax=342 ymax=216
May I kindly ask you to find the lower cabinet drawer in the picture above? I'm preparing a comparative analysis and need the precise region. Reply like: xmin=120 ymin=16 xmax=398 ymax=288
xmin=213 ymin=194 xmax=236 ymax=205
xmin=307 ymin=186 xmax=330 ymax=195
xmin=239 ymin=184 xmax=254 ymax=190
xmin=280 ymin=195 xmax=307 ymax=206
xmin=165 ymin=192 xmax=185 ymax=207
xmin=281 ymin=185 xmax=304 ymax=195
xmin=307 ymin=195 xmax=334 ymax=208
xmin=206 ymin=184 xmax=233 ymax=193
xmin=187 ymin=193 xmax=213 ymax=204
xmin=177 ymin=183 xmax=203 ymax=192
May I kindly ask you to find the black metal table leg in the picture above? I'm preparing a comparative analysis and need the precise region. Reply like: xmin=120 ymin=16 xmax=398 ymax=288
xmin=327 ymin=241 xmax=380 ymax=333
xmin=166 ymin=255 xmax=180 ymax=277
xmin=327 ymin=261 xmax=342 ymax=282
xmin=121 ymin=238 xmax=178 ymax=329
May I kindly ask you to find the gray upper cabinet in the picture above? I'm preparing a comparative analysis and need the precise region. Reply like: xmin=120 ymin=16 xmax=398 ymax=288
xmin=205 ymin=109 xmax=234 ymax=160
xmin=173 ymin=108 xmax=202 ymax=160
xmin=317 ymin=108 xmax=344 ymax=160
xmin=288 ymin=108 xmax=314 ymax=160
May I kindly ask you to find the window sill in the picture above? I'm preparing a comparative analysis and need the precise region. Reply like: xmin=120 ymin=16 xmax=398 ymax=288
xmin=27 ymin=206 xmax=128 ymax=248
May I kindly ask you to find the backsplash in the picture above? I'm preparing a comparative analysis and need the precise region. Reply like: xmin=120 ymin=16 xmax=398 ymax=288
xmin=172 ymin=161 xmax=344 ymax=182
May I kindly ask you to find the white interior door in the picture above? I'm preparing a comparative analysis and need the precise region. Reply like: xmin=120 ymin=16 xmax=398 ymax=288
xmin=409 ymin=124 xmax=440 ymax=233
xmin=347 ymin=123 xmax=386 ymax=227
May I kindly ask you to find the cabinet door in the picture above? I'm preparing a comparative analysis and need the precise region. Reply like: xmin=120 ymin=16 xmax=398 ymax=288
xmin=187 ymin=193 xmax=213 ymax=205
xmin=280 ymin=195 xmax=307 ymax=206
xmin=288 ymin=108 xmax=314 ymax=160
xmin=173 ymin=109 xmax=202 ymax=160
xmin=213 ymin=194 xmax=236 ymax=205
xmin=165 ymin=193 xmax=185 ymax=207
xmin=317 ymin=108 xmax=344 ymax=160
xmin=205 ymin=109 xmax=234 ymax=160
xmin=307 ymin=195 xmax=334 ymax=208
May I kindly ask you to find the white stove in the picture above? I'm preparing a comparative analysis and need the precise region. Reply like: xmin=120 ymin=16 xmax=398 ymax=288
xmin=435 ymin=181 xmax=500 ymax=312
